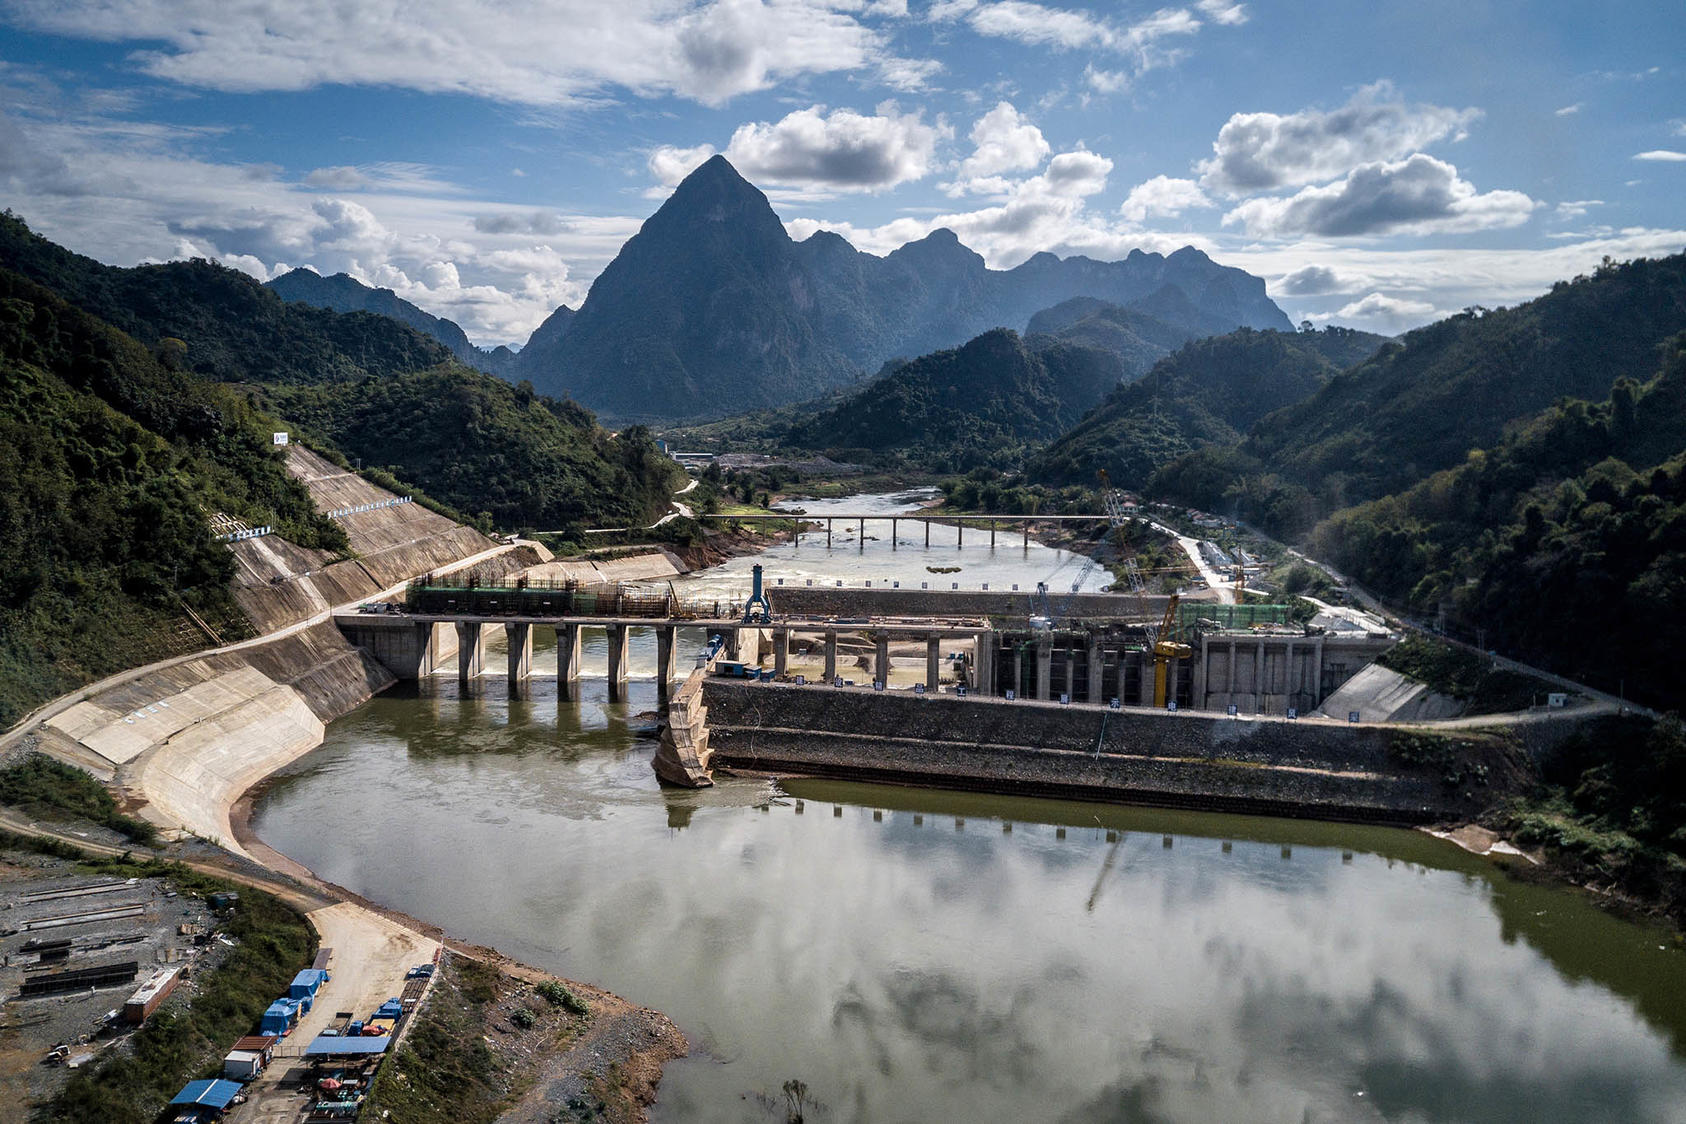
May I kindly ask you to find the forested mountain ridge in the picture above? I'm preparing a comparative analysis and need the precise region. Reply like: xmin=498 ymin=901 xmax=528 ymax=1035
xmin=1310 ymin=335 xmax=1686 ymax=708
xmin=266 ymin=267 xmax=518 ymax=377
xmin=0 ymin=266 xmax=340 ymax=728
xmin=267 ymin=373 xmax=680 ymax=532
xmin=1029 ymin=326 xmax=1386 ymax=488
xmin=783 ymin=329 xmax=1124 ymax=471
xmin=517 ymin=155 xmax=1290 ymax=420
xmin=0 ymin=212 xmax=682 ymax=533
xmin=0 ymin=211 xmax=451 ymax=386
xmin=1153 ymin=254 xmax=1686 ymax=534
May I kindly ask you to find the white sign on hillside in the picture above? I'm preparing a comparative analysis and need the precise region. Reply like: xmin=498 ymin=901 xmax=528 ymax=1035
xmin=273 ymin=432 xmax=290 ymax=446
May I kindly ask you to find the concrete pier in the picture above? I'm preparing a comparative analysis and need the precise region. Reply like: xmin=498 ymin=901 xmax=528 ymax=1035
xmin=823 ymin=630 xmax=838 ymax=682
xmin=926 ymin=634 xmax=940 ymax=690
xmin=1087 ymin=636 xmax=1104 ymax=703
xmin=1036 ymin=638 xmax=1052 ymax=701
xmin=874 ymin=632 xmax=890 ymax=687
xmin=773 ymin=628 xmax=789 ymax=677
xmin=607 ymin=624 xmax=629 ymax=701
xmin=973 ymin=632 xmax=994 ymax=696
xmin=557 ymin=624 xmax=581 ymax=700
xmin=506 ymin=623 xmax=532 ymax=696
xmin=656 ymin=626 xmax=676 ymax=697
xmin=455 ymin=622 xmax=483 ymax=686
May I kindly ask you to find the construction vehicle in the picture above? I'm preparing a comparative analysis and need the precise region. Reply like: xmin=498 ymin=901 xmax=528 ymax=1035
xmin=1151 ymin=593 xmax=1193 ymax=707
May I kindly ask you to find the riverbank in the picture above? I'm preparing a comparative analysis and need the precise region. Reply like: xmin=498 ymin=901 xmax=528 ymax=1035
xmin=1 ymin=463 xmax=701 ymax=1121
xmin=362 ymin=950 xmax=686 ymax=1124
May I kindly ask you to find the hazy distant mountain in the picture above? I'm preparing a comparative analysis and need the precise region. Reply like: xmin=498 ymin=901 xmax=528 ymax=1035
xmin=267 ymin=268 xmax=520 ymax=377
xmin=516 ymin=155 xmax=1290 ymax=420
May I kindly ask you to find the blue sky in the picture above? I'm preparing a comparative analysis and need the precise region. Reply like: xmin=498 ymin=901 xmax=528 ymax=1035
xmin=1 ymin=0 xmax=1681 ymax=345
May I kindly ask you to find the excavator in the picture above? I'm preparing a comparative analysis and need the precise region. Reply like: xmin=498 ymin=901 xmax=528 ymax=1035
xmin=1151 ymin=592 xmax=1193 ymax=707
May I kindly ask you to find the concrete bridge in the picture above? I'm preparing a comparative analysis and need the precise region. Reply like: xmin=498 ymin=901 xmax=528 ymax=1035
xmin=334 ymin=611 xmax=1001 ymax=701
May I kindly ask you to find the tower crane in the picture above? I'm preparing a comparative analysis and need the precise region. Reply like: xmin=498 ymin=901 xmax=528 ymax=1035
xmin=1151 ymin=593 xmax=1193 ymax=707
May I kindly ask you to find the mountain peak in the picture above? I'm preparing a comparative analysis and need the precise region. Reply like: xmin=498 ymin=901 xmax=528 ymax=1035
xmin=887 ymin=227 xmax=986 ymax=270
xmin=667 ymin=154 xmax=760 ymax=206
xmin=644 ymin=153 xmax=784 ymax=240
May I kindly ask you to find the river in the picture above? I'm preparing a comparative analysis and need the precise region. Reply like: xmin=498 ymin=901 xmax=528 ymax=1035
xmin=671 ymin=488 xmax=1113 ymax=599
xmin=251 ymin=497 xmax=1686 ymax=1124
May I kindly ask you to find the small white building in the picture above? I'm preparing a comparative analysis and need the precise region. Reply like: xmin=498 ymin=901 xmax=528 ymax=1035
xmin=222 ymin=1049 xmax=265 ymax=1082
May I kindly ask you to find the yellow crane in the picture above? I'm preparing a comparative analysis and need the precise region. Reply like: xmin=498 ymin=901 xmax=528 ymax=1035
xmin=1151 ymin=592 xmax=1193 ymax=707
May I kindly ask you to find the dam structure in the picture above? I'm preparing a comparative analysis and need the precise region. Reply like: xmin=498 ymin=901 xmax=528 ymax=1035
xmin=339 ymin=573 xmax=1390 ymax=712
xmin=322 ymin=567 xmax=1500 ymax=823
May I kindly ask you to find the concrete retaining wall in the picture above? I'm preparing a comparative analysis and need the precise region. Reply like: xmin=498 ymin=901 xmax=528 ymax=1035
xmin=700 ymin=680 xmax=1526 ymax=823
xmin=39 ymin=622 xmax=397 ymax=855
xmin=228 ymin=447 xmax=505 ymax=633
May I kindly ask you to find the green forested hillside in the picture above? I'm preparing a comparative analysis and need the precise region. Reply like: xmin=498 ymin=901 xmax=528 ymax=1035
xmin=0 ymin=213 xmax=681 ymax=532
xmin=269 ymin=372 xmax=680 ymax=531
xmin=0 ymin=268 xmax=341 ymax=727
xmin=0 ymin=212 xmax=449 ymax=386
xmin=1030 ymin=326 xmax=1384 ymax=489
xmin=1310 ymin=335 xmax=1686 ymax=706
xmin=784 ymin=329 xmax=1123 ymax=471
xmin=1153 ymin=254 xmax=1686 ymax=536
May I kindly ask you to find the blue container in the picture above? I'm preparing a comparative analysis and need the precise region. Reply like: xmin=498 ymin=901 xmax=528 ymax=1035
xmin=289 ymin=968 xmax=328 ymax=1001
xmin=259 ymin=999 xmax=297 ymax=1036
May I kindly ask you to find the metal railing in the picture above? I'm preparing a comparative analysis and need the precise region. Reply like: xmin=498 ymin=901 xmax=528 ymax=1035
xmin=404 ymin=576 xmax=738 ymax=621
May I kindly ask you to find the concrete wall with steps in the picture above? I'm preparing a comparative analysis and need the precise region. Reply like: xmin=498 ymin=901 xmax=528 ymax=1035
xmin=700 ymin=680 xmax=1529 ymax=822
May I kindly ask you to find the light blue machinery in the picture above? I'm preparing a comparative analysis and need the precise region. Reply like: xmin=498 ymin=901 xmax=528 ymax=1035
xmin=742 ymin=563 xmax=773 ymax=625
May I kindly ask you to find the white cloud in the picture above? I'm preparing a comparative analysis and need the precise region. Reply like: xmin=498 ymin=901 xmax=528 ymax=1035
xmin=3 ymin=0 xmax=909 ymax=107
xmin=781 ymin=142 xmax=1206 ymax=270
xmin=647 ymin=144 xmax=721 ymax=188
xmin=1633 ymin=150 xmax=1686 ymax=162
xmin=1273 ymin=264 xmax=1350 ymax=297
xmin=304 ymin=166 xmax=370 ymax=190
xmin=1555 ymin=103 xmax=1582 ymax=117
xmin=0 ymin=98 xmax=637 ymax=344
xmin=1198 ymin=82 xmax=1480 ymax=194
xmin=649 ymin=104 xmax=947 ymax=194
xmin=940 ymin=1 xmax=1204 ymax=81
xmin=955 ymin=101 xmax=1050 ymax=181
xmin=1226 ymin=227 xmax=1686 ymax=334
xmin=1119 ymin=175 xmax=1212 ymax=223
xmin=1223 ymin=154 xmax=1538 ymax=239
xmin=1195 ymin=0 xmax=1247 ymax=26
xmin=1040 ymin=148 xmax=1112 ymax=196
xmin=1554 ymin=199 xmax=1602 ymax=219
xmin=1083 ymin=65 xmax=1129 ymax=94
xmin=878 ymin=55 xmax=943 ymax=90
xmin=1316 ymin=291 xmax=1445 ymax=333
